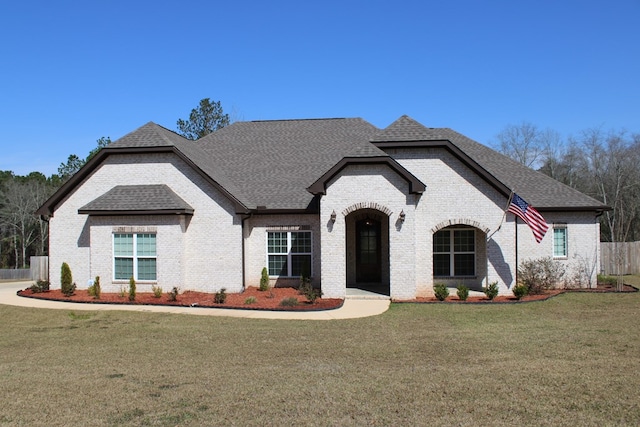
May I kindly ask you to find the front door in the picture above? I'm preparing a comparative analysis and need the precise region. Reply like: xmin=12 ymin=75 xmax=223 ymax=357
xmin=356 ymin=218 xmax=381 ymax=283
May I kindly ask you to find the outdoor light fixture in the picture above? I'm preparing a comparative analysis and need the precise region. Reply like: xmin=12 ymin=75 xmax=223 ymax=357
xmin=330 ymin=210 xmax=337 ymax=222
xmin=399 ymin=210 xmax=406 ymax=222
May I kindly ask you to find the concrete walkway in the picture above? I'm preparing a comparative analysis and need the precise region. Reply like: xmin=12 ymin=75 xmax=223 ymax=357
xmin=0 ymin=281 xmax=390 ymax=320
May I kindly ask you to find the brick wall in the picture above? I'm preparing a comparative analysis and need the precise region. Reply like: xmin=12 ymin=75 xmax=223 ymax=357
xmin=48 ymin=153 xmax=243 ymax=293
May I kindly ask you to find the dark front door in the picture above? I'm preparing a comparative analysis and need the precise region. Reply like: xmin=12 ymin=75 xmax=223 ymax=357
xmin=356 ymin=218 xmax=381 ymax=283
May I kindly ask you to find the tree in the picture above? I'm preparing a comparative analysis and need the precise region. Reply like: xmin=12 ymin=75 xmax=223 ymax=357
xmin=176 ymin=98 xmax=230 ymax=140
xmin=86 ymin=136 xmax=111 ymax=162
xmin=57 ymin=137 xmax=111 ymax=182
xmin=0 ymin=174 xmax=54 ymax=268
xmin=57 ymin=154 xmax=84 ymax=182
xmin=493 ymin=122 xmax=557 ymax=169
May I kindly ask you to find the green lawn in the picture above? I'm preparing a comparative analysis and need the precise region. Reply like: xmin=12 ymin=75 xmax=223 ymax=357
xmin=1 ymin=289 xmax=639 ymax=426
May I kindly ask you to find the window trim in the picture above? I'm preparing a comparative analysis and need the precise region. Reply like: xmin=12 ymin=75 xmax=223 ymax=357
xmin=113 ymin=233 xmax=157 ymax=282
xmin=266 ymin=230 xmax=312 ymax=278
xmin=433 ymin=228 xmax=476 ymax=277
xmin=553 ymin=224 xmax=568 ymax=259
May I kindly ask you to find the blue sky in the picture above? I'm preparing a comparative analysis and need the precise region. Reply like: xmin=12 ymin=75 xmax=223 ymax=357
xmin=1 ymin=0 xmax=639 ymax=176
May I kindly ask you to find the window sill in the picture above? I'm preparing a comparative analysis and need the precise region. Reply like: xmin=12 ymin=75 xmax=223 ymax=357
xmin=433 ymin=276 xmax=477 ymax=279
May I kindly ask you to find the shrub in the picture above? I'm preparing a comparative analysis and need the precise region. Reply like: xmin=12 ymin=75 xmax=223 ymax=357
xmin=456 ymin=284 xmax=469 ymax=301
xmin=118 ymin=286 xmax=127 ymax=298
xmin=214 ymin=288 xmax=227 ymax=304
xmin=93 ymin=276 xmax=101 ymax=299
xmin=259 ymin=267 xmax=269 ymax=291
xmin=88 ymin=276 xmax=101 ymax=299
xmin=597 ymin=274 xmax=617 ymax=286
xmin=168 ymin=287 xmax=179 ymax=302
xmin=60 ymin=262 xmax=75 ymax=296
xmin=299 ymin=282 xmax=321 ymax=304
xmin=484 ymin=282 xmax=499 ymax=300
xmin=30 ymin=280 xmax=50 ymax=293
xmin=128 ymin=277 xmax=136 ymax=301
xmin=512 ymin=284 xmax=528 ymax=300
xmin=244 ymin=296 xmax=257 ymax=305
xmin=518 ymin=257 xmax=566 ymax=294
xmin=433 ymin=283 xmax=449 ymax=301
xmin=152 ymin=285 xmax=163 ymax=298
xmin=279 ymin=297 xmax=299 ymax=307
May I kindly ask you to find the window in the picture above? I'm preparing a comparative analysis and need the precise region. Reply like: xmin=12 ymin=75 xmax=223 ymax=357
xmin=267 ymin=231 xmax=312 ymax=277
xmin=114 ymin=233 xmax=157 ymax=281
xmin=553 ymin=226 xmax=568 ymax=258
xmin=433 ymin=228 xmax=475 ymax=276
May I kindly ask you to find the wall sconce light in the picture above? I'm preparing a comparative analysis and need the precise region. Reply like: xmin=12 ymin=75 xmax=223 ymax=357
xmin=330 ymin=210 xmax=337 ymax=222
xmin=399 ymin=210 xmax=406 ymax=222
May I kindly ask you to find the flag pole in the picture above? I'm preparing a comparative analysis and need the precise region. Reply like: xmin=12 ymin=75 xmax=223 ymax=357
xmin=514 ymin=215 xmax=518 ymax=287
xmin=486 ymin=191 xmax=515 ymax=289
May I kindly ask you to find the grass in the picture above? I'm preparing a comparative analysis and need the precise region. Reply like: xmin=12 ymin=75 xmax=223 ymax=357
xmin=1 ymin=289 xmax=640 ymax=426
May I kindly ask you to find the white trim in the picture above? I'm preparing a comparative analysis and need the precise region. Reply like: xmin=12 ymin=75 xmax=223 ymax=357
xmin=266 ymin=230 xmax=313 ymax=278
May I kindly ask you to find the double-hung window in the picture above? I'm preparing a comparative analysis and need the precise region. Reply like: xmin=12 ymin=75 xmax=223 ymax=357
xmin=433 ymin=228 xmax=475 ymax=277
xmin=553 ymin=225 xmax=568 ymax=258
xmin=267 ymin=230 xmax=312 ymax=277
xmin=114 ymin=233 xmax=157 ymax=281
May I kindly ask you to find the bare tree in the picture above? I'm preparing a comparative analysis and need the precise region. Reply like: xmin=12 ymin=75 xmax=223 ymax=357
xmin=494 ymin=122 xmax=549 ymax=168
xmin=0 ymin=174 xmax=54 ymax=268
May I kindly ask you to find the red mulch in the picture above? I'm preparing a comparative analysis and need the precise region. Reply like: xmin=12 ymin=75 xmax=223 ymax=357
xmin=17 ymin=286 xmax=343 ymax=311
xmin=17 ymin=283 xmax=638 ymax=309
xmin=397 ymin=283 xmax=638 ymax=304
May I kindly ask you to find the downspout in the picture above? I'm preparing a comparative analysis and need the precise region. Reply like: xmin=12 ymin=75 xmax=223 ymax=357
xmin=39 ymin=214 xmax=51 ymax=282
xmin=240 ymin=213 xmax=252 ymax=291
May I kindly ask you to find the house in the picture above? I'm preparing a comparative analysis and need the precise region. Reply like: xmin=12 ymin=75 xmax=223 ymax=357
xmin=37 ymin=115 xmax=608 ymax=299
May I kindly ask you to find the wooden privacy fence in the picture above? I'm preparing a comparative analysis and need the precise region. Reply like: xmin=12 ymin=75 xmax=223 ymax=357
xmin=600 ymin=242 xmax=640 ymax=275
xmin=0 ymin=256 xmax=49 ymax=282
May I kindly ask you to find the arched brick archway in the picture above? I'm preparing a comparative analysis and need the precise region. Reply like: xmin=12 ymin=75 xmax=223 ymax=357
xmin=345 ymin=207 xmax=390 ymax=295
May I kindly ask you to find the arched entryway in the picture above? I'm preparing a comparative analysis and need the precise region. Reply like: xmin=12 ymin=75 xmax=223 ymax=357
xmin=346 ymin=209 xmax=390 ymax=295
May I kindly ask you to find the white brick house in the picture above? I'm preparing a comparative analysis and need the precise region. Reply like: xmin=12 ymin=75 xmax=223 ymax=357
xmin=37 ymin=116 xmax=608 ymax=299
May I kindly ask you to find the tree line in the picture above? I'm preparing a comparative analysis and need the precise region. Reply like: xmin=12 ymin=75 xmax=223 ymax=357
xmin=0 ymin=101 xmax=637 ymax=269
xmin=494 ymin=122 xmax=640 ymax=243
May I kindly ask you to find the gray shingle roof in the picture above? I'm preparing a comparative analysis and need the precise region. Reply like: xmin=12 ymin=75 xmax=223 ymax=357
xmin=197 ymin=118 xmax=385 ymax=209
xmin=41 ymin=115 xmax=605 ymax=216
xmin=78 ymin=184 xmax=193 ymax=214
xmin=372 ymin=116 xmax=607 ymax=210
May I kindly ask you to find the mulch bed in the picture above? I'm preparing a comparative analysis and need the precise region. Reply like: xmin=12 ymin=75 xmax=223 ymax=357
xmin=17 ymin=283 xmax=638 ymax=309
xmin=397 ymin=283 xmax=638 ymax=304
xmin=17 ymin=286 xmax=344 ymax=311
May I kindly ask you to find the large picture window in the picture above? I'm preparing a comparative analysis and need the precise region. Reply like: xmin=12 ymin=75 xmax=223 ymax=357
xmin=114 ymin=233 xmax=157 ymax=281
xmin=267 ymin=231 xmax=312 ymax=277
xmin=433 ymin=228 xmax=475 ymax=277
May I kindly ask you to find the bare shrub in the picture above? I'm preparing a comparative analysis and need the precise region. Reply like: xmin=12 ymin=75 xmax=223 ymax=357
xmin=518 ymin=257 xmax=566 ymax=294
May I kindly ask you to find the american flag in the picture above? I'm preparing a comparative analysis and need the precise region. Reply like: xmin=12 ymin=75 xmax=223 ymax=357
xmin=508 ymin=193 xmax=548 ymax=243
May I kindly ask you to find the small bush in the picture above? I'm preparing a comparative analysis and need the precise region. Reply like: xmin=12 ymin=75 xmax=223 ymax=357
xmin=484 ymin=282 xmax=499 ymax=300
xmin=152 ymin=285 xmax=163 ymax=298
xmin=214 ymin=288 xmax=227 ymax=304
xmin=30 ymin=280 xmax=50 ymax=293
xmin=168 ymin=287 xmax=179 ymax=302
xmin=244 ymin=296 xmax=257 ymax=305
xmin=259 ymin=267 xmax=269 ymax=291
xmin=518 ymin=257 xmax=566 ymax=294
xmin=93 ymin=276 xmax=101 ymax=299
xmin=299 ymin=282 xmax=321 ymax=304
xmin=279 ymin=297 xmax=299 ymax=307
xmin=128 ymin=277 xmax=136 ymax=301
xmin=60 ymin=262 xmax=75 ymax=296
xmin=433 ymin=283 xmax=449 ymax=301
xmin=118 ymin=286 xmax=127 ymax=298
xmin=597 ymin=274 xmax=617 ymax=286
xmin=512 ymin=284 xmax=528 ymax=300
xmin=456 ymin=284 xmax=469 ymax=301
